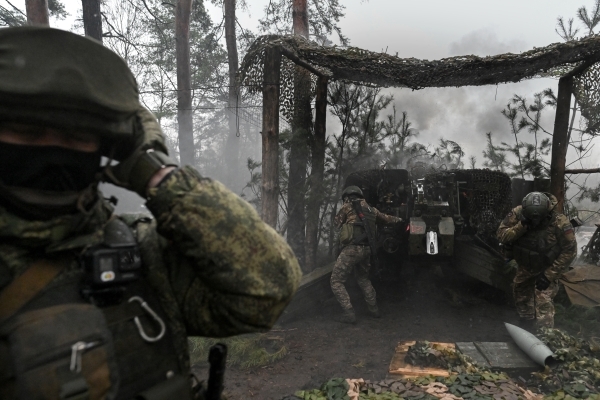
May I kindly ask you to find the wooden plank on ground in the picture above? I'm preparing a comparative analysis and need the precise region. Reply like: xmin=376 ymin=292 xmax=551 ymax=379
xmin=388 ymin=341 xmax=454 ymax=377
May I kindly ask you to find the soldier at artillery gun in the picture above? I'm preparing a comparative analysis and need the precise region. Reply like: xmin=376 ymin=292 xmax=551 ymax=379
xmin=331 ymin=186 xmax=403 ymax=324
xmin=497 ymin=192 xmax=577 ymax=329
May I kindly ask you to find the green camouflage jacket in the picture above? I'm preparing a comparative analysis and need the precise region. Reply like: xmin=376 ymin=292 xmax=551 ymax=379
xmin=0 ymin=166 xmax=302 ymax=370
xmin=334 ymin=199 xmax=400 ymax=229
xmin=496 ymin=195 xmax=576 ymax=280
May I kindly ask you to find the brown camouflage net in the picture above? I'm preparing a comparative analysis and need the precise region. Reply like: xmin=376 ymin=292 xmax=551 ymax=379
xmin=239 ymin=34 xmax=600 ymax=123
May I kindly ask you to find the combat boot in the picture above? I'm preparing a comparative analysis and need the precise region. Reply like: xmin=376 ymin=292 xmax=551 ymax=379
xmin=334 ymin=309 xmax=356 ymax=324
xmin=367 ymin=304 xmax=381 ymax=318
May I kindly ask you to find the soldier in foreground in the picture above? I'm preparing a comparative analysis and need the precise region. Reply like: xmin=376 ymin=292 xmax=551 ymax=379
xmin=331 ymin=186 xmax=402 ymax=324
xmin=0 ymin=27 xmax=301 ymax=399
xmin=497 ymin=192 xmax=576 ymax=329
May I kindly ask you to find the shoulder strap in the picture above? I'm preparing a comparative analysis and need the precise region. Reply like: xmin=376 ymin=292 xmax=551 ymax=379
xmin=0 ymin=259 xmax=64 ymax=324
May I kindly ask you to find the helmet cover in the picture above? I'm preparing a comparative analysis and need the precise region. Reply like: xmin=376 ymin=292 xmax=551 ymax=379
xmin=522 ymin=192 xmax=550 ymax=224
xmin=342 ymin=185 xmax=364 ymax=199
xmin=0 ymin=26 xmax=141 ymax=158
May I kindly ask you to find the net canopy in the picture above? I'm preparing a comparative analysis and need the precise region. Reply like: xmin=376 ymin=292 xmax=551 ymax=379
xmin=239 ymin=34 xmax=600 ymax=90
xmin=239 ymin=35 xmax=600 ymax=131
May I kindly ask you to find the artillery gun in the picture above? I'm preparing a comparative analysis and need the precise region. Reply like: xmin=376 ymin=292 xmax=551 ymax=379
xmin=343 ymin=167 xmax=549 ymax=292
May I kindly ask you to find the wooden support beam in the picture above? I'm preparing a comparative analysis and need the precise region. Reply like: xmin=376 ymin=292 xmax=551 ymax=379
xmin=25 ymin=0 xmax=49 ymax=25
xmin=261 ymin=46 xmax=282 ymax=228
xmin=305 ymin=76 xmax=328 ymax=271
xmin=565 ymin=167 xmax=600 ymax=174
xmin=549 ymin=76 xmax=573 ymax=214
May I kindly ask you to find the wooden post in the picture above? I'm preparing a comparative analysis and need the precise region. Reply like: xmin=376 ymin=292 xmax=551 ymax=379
xmin=549 ymin=76 xmax=573 ymax=214
xmin=81 ymin=0 xmax=103 ymax=42
xmin=305 ymin=76 xmax=328 ymax=271
xmin=25 ymin=0 xmax=49 ymax=25
xmin=261 ymin=47 xmax=281 ymax=228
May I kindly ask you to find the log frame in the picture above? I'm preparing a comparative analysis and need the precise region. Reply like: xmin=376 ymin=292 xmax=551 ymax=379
xmin=261 ymin=46 xmax=282 ymax=228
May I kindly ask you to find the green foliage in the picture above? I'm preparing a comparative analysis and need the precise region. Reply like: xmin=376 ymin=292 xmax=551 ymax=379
xmin=0 ymin=2 xmax=26 ymax=27
xmin=48 ymin=0 xmax=68 ymax=20
xmin=533 ymin=328 xmax=600 ymax=396
xmin=0 ymin=0 xmax=67 ymax=27
xmin=258 ymin=0 xmax=348 ymax=45
xmin=188 ymin=333 xmax=288 ymax=369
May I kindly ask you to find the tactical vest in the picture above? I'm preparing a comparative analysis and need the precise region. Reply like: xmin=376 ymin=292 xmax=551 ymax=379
xmin=512 ymin=216 xmax=562 ymax=272
xmin=339 ymin=204 xmax=377 ymax=246
xmin=0 ymin=218 xmax=190 ymax=400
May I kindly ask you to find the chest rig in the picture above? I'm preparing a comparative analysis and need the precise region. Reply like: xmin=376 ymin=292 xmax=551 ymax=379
xmin=0 ymin=218 xmax=189 ymax=400
xmin=512 ymin=214 xmax=562 ymax=271
xmin=339 ymin=203 xmax=377 ymax=247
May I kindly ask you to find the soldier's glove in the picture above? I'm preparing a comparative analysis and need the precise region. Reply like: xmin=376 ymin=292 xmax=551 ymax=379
xmin=535 ymin=273 xmax=551 ymax=291
xmin=103 ymin=107 xmax=178 ymax=197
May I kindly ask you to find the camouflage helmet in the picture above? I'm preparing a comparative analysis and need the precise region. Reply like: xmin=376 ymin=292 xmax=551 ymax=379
xmin=342 ymin=185 xmax=364 ymax=200
xmin=0 ymin=26 xmax=141 ymax=159
xmin=522 ymin=192 xmax=550 ymax=223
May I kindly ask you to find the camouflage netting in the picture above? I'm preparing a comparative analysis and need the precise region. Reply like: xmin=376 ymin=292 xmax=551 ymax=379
xmin=574 ymin=64 xmax=600 ymax=136
xmin=425 ymin=169 xmax=513 ymax=237
xmin=289 ymin=329 xmax=600 ymax=400
xmin=239 ymin=34 xmax=600 ymax=124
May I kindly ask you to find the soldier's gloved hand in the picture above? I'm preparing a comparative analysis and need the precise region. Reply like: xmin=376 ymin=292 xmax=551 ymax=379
xmin=103 ymin=107 xmax=178 ymax=197
xmin=535 ymin=273 xmax=551 ymax=291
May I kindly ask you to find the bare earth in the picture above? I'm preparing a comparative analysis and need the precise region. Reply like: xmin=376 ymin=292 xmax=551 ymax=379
xmin=195 ymin=266 xmax=524 ymax=400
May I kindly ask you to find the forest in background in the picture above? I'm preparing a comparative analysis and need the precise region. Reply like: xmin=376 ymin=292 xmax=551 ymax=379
xmin=3 ymin=0 xmax=600 ymax=272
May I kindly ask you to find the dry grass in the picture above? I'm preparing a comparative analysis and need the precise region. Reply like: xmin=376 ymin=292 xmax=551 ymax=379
xmin=188 ymin=333 xmax=288 ymax=369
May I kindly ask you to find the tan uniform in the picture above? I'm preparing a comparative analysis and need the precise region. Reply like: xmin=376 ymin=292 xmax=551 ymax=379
xmin=330 ymin=199 xmax=400 ymax=312
xmin=497 ymin=196 xmax=576 ymax=327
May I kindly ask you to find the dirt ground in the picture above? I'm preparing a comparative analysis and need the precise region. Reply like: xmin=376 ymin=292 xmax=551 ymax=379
xmin=195 ymin=266 xmax=529 ymax=400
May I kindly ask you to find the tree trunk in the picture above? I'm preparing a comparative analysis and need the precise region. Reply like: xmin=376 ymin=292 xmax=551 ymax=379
xmin=224 ymin=0 xmax=240 ymax=186
xmin=287 ymin=0 xmax=310 ymax=269
xmin=305 ymin=76 xmax=328 ymax=272
xmin=261 ymin=47 xmax=282 ymax=228
xmin=549 ymin=76 xmax=573 ymax=214
xmin=81 ymin=0 xmax=102 ymax=42
xmin=292 ymin=0 xmax=308 ymax=37
xmin=25 ymin=0 xmax=49 ymax=25
xmin=175 ymin=0 xmax=195 ymax=166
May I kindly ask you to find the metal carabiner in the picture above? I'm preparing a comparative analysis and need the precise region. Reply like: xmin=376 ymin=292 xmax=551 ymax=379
xmin=128 ymin=296 xmax=166 ymax=343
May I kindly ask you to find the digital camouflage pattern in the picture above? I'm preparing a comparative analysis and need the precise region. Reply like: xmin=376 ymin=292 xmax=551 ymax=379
xmin=497 ymin=195 xmax=576 ymax=327
xmin=330 ymin=245 xmax=376 ymax=311
xmin=0 ymin=166 xmax=302 ymax=371
xmin=334 ymin=199 xmax=400 ymax=227
xmin=513 ymin=267 xmax=559 ymax=327
xmin=330 ymin=199 xmax=400 ymax=312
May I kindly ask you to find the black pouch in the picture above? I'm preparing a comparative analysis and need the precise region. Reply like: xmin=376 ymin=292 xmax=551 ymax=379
xmin=0 ymin=303 xmax=118 ymax=400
